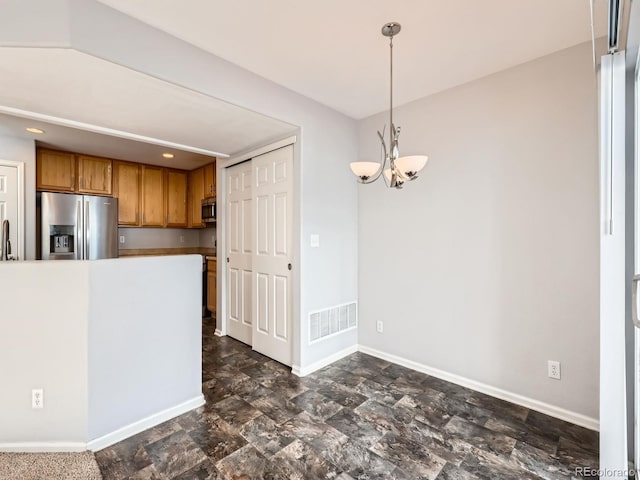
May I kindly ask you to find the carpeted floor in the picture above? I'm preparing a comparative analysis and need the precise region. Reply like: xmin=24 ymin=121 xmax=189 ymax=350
xmin=0 ymin=452 xmax=102 ymax=480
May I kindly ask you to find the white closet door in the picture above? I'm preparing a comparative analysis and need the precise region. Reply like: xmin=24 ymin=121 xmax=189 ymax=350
xmin=252 ymin=145 xmax=293 ymax=365
xmin=226 ymin=161 xmax=253 ymax=345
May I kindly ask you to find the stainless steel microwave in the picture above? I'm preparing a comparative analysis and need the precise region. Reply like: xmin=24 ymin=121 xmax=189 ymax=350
xmin=202 ymin=198 xmax=216 ymax=223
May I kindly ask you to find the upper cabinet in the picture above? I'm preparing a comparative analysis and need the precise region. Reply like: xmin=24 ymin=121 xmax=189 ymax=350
xmin=37 ymin=149 xmax=112 ymax=196
xmin=77 ymin=155 xmax=112 ymax=195
xmin=141 ymin=165 xmax=165 ymax=227
xmin=37 ymin=148 xmax=216 ymax=229
xmin=203 ymin=161 xmax=216 ymax=198
xmin=165 ymin=169 xmax=188 ymax=227
xmin=113 ymin=161 xmax=140 ymax=226
xmin=37 ymin=149 xmax=76 ymax=192
xmin=189 ymin=167 xmax=205 ymax=228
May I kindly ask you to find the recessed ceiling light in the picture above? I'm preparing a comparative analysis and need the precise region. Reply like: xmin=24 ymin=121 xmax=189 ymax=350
xmin=26 ymin=127 xmax=45 ymax=134
xmin=162 ymin=153 xmax=174 ymax=159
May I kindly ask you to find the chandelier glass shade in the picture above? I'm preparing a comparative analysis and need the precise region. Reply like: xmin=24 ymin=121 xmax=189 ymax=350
xmin=350 ymin=22 xmax=428 ymax=189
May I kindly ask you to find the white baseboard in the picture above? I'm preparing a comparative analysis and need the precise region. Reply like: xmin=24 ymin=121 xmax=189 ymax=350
xmin=0 ymin=442 xmax=87 ymax=452
xmin=358 ymin=345 xmax=599 ymax=432
xmin=214 ymin=329 xmax=223 ymax=337
xmin=292 ymin=344 xmax=359 ymax=377
xmin=87 ymin=394 xmax=205 ymax=451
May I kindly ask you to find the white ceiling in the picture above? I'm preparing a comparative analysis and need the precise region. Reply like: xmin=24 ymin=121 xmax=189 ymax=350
xmin=98 ymin=0 xmax=608 ymax=119
xmin=0 ymin=112 xmax=218 ymax=170
xmin=0 ymin=48 xmax=296 ymax=157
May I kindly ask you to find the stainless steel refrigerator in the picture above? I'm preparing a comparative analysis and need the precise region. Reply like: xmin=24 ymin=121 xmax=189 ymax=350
xmin=37 ymin=192 xmax=118 ymax=260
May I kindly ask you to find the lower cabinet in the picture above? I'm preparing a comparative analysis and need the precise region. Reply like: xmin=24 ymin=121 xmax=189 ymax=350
xmin=207 ymin=259 xmax=217 ymax=316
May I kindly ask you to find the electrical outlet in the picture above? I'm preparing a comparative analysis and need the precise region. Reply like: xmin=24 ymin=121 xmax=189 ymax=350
xmin=179 ymin=235 xmax=185 ymax=244
xmin=310 ymin=234 xmax=320 ymax=248
xmin=548 ymin=360 xmax=561 ymax=380
xmin=32 ymin=389 xmax=43 ymax=409
xmin=376 ymin=321 xmax=383 ymax=333
xmin=119 ymin=235 xmax=125 ymax=245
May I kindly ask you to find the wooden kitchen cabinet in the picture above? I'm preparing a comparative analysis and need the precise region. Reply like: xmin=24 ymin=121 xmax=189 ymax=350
xmin=207 ymin=259 xmax=217 ymax=315
xmin=113 ymin=161 xmax=141 ymax=226
xmin=203 ymin=161 xmax=216 ymax=198
xmin=36 ymin=149 xmax=76 ymax=192
xmin=165 ymin=169 xmax=188 ymax=227
xmin=77 ymin=155 xmax=112 ymax=195
xmin=188 ymin=167 xmax=205 ymax=228
xmin=141 ymin=165 xmax=165 ymax=226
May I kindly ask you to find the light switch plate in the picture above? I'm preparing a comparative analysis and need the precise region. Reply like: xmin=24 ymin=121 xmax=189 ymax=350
xmin=310 ymin=234 xmax=320 ymax=248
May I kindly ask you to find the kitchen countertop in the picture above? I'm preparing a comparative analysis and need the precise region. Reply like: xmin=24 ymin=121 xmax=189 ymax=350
xmin=119 ymin=247 xmax=216 ymax=257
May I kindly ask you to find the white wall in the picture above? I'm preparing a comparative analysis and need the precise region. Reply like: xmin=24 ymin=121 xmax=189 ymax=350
xmin=88 ymin=255 xmax=202 ymax=441
xmin=0 ymin=261 xmax=89 ymax=449
xmin=357 ymin=41 xmax=599 ymax=421
xmin=0 ymin=134 xmax=36 ymax=259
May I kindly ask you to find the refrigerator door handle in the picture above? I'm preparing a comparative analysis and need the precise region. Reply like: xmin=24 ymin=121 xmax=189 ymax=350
xmin=76 ymin=200 xmax=82 ymax=260
xmin=633 ymin=275 xmax=640 ymax=328
xmin=85 ymin=200 xmax=90 ymax=260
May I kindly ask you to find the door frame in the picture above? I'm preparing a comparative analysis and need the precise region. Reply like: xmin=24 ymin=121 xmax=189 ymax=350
xmin=217 ymin=134 xmax=300 ymax=362
xmin=0 ymin=159 xmax=25 ymax=261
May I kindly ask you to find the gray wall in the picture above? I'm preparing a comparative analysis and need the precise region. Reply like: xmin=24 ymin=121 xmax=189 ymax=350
xmin=0 ymin=261 xmax=89 ymax=448
xmin=88 ymin=255 xmax=202 ymax=440
xmin=66 ymin=0 xmax=359 ymax=369
xmin=357 ymin=41 xmax=599 ymax=419
xmin=119 ymin=227 xmax=201 ymax=250
xmin=0 ymin=134 xmax=36 ymax=259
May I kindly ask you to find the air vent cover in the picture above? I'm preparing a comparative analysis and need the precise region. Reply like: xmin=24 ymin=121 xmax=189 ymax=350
xmin=309 ymin=301 xmax=357 ymax=343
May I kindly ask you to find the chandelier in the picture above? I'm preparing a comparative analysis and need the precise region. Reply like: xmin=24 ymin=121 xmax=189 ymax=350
xmin=350 ymin=22 xmax=428 ymax=189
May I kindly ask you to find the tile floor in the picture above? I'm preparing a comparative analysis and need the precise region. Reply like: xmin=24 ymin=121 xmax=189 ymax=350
xmin=95 ymin=317 xmax=598 ymax=479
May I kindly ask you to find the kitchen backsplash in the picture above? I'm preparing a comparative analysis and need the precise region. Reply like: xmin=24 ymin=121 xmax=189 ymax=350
xmin=119 ymin=227 xmax=216 ymax=250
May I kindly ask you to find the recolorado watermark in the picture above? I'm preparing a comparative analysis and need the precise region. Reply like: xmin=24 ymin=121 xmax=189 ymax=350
xmin=575 ymin=466 xmax=637 ymax=477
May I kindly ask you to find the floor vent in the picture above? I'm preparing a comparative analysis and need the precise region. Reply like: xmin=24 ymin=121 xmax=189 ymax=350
xmin=309 ymin=302 xmax=357 ymax=343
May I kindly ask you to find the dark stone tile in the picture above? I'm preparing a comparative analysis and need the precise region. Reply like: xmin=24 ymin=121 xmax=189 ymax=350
xmin=316 ymin=382 xmax=368 ymax=408
xmin=239 ymin=414 xmax=295 ymax=456
xmin=422 ymin=377 xmax=473 ymax=403
xmin=352 ymin=379 xmax=405 ymax=407
xmin=384 ymin=363 xmax=430 ymax=384
xmin=460 ymin=449 xmax=544 ymax=480
xmin=270 ymin=439 xmax=340 ymax=479
xmin=370 ymin=431 xmax=447 ymax=480
xmin=444 ymin=416 xmax=517 ymax=457
xmin=354 ymin=398 xmax=415 ymax=434
xmin=259 ymin=374 xmax=309 ymax=399
xmin=466 ymin=393 xmax=528 ymax=422
xmin=290 ymin=390 xmax=343 ymax=420
xmin=525 ymin=411 xmax=598 ymax=454
xmin=325 ymin=408 xmax=386 ymax=448
xmin=556 ymin=436 xmax=598 ymax=471
xmin=96 ymin=436 xmax=154 ymax=480
xmin=145 ymin=430 xmax=208 ymax=479
xmin=250 ymin=393 xmax=302 ymax=424
xmin=483 ymin=417 xmax=558 ymax=456
xmin=322 ymin=438 xmax=411 ymax=480
xmin=172 ymin=459 xmax=222 ymax=480
xmin=208 ymin=395 xmax=262 ymax=429
xmin=396 ymin=394 xmax=453 ymax=430
xmin=435 ymin=463 xmax=481 ymax=480
xmin=122 ymin=464 xmax=164 ymax=480
xmin=186 ymin=413 xmax=247 ymax=462
xmin=281 ymin=412 xmax=349 ymax=453
xmin=215 ymin=444 xmax=268 ymax=480
xmin=322 ymin=365 xmax=366 ymax=388
xmin=228 ymin=378 xmax=275 ymax=403
xmin=348 ymin=352 xmax=391 ymax=370
xmin=511 ymin=442 xmax=575 ymax=480
xmin=395 ymin=420 xmax=469 ymax=467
